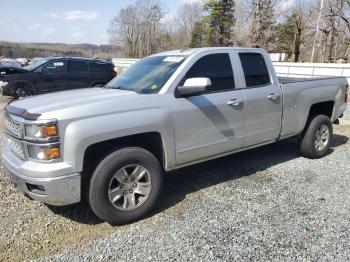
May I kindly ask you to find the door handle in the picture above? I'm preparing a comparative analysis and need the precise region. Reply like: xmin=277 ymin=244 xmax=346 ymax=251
xmin=227 ymin=99 xmax=242 ymax=106
xmin=267 ymin=93 xmax=280 ymax=100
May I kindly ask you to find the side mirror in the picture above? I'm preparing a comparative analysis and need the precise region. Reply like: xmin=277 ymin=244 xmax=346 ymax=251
xmin=177 ymin=77 xmax=211 ymax=97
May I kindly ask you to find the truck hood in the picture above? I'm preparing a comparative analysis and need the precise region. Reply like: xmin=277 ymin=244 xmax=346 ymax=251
xmin=7 ymin=88 xmax=138 ymax=119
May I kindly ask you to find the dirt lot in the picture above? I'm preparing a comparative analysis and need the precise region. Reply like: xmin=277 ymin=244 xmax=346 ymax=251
xmin=0 ymin=96 xmax=349 ymax=261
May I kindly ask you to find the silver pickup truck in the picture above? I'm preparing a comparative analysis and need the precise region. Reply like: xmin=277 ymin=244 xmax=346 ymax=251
xmin=2 ymin=48 xmax=348 ymax=225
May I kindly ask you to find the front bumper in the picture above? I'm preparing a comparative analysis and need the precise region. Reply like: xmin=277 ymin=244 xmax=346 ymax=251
xmin=2 ymin=145 xmax=81 ymax=206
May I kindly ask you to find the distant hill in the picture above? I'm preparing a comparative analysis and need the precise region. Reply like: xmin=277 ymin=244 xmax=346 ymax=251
xmin=0 ymin=41 xmax=122 ymax=60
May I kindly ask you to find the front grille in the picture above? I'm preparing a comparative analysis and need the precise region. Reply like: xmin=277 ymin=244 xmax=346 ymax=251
xmin=7 ymin=136 xmax=24 ymax=159
xmin=5 ymin=117 xmax=21 ymax=138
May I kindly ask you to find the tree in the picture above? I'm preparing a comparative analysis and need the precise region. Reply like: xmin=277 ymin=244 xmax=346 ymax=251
xmin=108 ymin=0 xmax=164 ymax=58
xmin=203 ymin=0 xmax=236 ymax=46
xmin=274 ymin=3 xmax=310 ymax=62
xmin=189 ymin=21 xmax=207 ymax=47
xmin=177 ymin=2 xmax=203 ymax=46
xmin=250 ymin=0 xmax=274 ymax=48
xmin=138 ymin=0 xmax=164 ymax=57
xmin=108 ymin=5 xmax=141 ymax=57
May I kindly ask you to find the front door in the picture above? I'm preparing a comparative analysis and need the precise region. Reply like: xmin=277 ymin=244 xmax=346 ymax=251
xmin=171 ymin=52 xmax=246 ymax=165
xmin=37 ymin=59 xmax=68 ymax=93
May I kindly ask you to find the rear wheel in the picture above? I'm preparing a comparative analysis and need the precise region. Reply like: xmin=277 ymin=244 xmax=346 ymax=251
xmin=299 ymin=115 xmax=333 ymax=159
xmin=88 ymin=147 xmax=163 ymax=225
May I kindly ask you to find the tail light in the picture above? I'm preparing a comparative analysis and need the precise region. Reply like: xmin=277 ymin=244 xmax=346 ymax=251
xmin=112 ymin=69 xmax=117 ymax=78
xmin=346 ymin=84 xmax=349 ymax=103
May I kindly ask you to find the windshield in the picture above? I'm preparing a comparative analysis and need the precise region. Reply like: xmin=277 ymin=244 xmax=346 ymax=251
xmin=24 ymin=58 xmax=50 ymax=71
xmin=106 ymin=55 xmax=186 ymax=94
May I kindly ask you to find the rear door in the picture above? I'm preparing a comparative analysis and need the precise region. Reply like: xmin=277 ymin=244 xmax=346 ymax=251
xmin=171 ymin=52 xmax=246 ymax=165
xmin=90 ymin=61 xmax=114 ymax=85
xmin=237 ymin=51 xmax=282 ymax=147
xmin=67 ymin=59 xmax=90 ymax=89
xmin=36 ymin=59 xmax=68 ymax=93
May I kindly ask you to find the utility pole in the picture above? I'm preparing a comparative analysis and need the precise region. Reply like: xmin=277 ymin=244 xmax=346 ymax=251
xmin=310 ymin=0 xmax=324 ymax=62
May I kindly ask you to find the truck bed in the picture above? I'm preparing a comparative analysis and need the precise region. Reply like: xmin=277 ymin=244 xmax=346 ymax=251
xmin=278 ymin=76 xmax=344 ymax=84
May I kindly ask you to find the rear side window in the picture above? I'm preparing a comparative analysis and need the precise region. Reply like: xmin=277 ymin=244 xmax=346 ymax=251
xmin=90 ymin=62 xmax=112 ymax=72
xmin=239 ymin=53 xmax=270 ymax=87
xmin=41 ymin=60 xmax=66 ymax=73
xmin=185 ymin=53 xmax=235 ymax=92
xmin=68 ymin=60 xmax=89 ymax=72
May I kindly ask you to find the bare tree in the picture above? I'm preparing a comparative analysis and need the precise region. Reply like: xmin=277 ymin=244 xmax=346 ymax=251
xmin=177 ymin=1 xmax=203 ymax=45
xmin=250 ymin=0 xmax=275 ymax=48
xmin=108 ymin=6 xmax=141 ymax=57
xmin=291 ymin=2 xmax=311 ymax=62
xmin=108 ymin=0 xmax=164 ymax=58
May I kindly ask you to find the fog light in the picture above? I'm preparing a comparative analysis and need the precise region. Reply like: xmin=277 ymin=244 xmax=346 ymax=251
xmin=26 ymin=183 xmax=46 ymax=195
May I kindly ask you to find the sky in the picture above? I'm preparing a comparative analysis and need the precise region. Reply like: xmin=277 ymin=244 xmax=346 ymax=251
xmin=0 ymin=0 xmax=190 ymax=45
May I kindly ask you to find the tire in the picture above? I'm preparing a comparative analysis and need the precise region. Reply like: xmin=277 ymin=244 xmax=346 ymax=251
xmin=15 ymin=83 xmax=35 ymax=98
xmin=299 ymin=115 xmax=333 ymax=159
xmin=88 ymin=147 xmax=163 ymax=225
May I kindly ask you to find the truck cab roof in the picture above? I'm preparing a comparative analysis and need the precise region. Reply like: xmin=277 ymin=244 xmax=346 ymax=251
xmin=153 ymin=47 xmax=266 ymax=57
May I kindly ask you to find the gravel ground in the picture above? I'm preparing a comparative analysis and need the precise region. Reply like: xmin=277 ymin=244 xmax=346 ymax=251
xmin=0 ymin=97 xmax=349 ymax=261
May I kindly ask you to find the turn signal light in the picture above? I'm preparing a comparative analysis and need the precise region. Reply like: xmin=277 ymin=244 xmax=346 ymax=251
xmin=25 ymin=124 xmax=58 ymax=139
xmin=42 ymin=125 xmax=58 ymax=137
xmin=47 ymin=147 xmax=60 ymax=159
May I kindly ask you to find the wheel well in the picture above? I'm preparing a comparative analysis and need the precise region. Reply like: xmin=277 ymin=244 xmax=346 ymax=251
xmin=16 ymin=81 xmax=33 ymax=88
xmin=83 ymin=132 xmax=165 ymax=176
xmin=16 ymin=81 xmax=35 ymax=92
xmin=308 ymin=101 xmax=334 ymax=119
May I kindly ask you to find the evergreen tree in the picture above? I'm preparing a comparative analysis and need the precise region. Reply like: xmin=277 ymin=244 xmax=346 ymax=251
xmin=189 ymin=21 xmax=206 ymax=48
xmin=204 ymin=0 xmax=236 ymax=46
xmin=273 ymin=5 xmax=307 ymax=62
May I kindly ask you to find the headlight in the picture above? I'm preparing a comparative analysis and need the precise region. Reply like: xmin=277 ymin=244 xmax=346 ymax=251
xmin=25 ymin=123 xmax=58 ymax=139
xmin=0 ymin=81 xmax=8 ymax=87
xmin=27 ymin=144 xmax=60 ymax=160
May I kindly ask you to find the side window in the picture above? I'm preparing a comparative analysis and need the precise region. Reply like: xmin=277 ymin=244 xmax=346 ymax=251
xmin=41 ymin=60 xmax=66 ymax=73
xmin=239 ymin=53 xmax=270 ymax=87
xmin=68 ymin=60 xmax=89 ymax=72
xmin=185 ymin=53 xmax=235 ymax=92
xmin=90 ymin=62 xmax=111 ymax=72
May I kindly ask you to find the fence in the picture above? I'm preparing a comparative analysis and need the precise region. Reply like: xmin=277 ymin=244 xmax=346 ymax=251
xmin=273 ymin=62 xmax=350 ymax=82
xmin=112 ymin=58 xmax=350 ymax=82
xmin=112 ymin=58 xmax=139 ymax=73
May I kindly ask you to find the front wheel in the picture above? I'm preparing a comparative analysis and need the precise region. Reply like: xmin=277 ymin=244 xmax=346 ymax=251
xmin=15 ymin=83 xmax=35 ymax=98
xmin=88 ymin=147 xmax=163 ymax=225
xmin=299 ymin=115 xmax=333 ymax=159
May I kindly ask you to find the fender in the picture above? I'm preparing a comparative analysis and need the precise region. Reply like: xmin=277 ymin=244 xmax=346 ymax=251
xmin=62 ymin=107 xmax=176 ymax=172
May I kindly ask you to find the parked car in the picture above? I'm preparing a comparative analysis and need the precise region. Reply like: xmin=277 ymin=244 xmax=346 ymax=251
xmin=0 ymin=58 xmax=21 ymax=68
xmin=15 ymin=58 xmax=29 ymax=67
xmin=0 ymin=65 xmax=27 ymax=76
xmin=0 ymin=57 xmax=116 ymax=98
xmin=2 ymin=47 xmax=348 ymax=225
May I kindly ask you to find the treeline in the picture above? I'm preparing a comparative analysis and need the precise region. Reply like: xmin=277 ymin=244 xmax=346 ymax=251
xmin=0 ymin=42 xmax=122 ymax=60
xmin=108 ymin=0 xmax=350 ymax=63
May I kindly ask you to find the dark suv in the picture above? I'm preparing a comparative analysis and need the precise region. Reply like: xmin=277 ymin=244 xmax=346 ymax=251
xmin=0 ymin=57 xmax=116 ymax=98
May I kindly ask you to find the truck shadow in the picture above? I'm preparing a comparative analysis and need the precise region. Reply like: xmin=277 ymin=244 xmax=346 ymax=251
xmin=153 ymin=134 xmax=348 ymax=217
xmin=48 ymin=134 xmax=348 ymax=225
